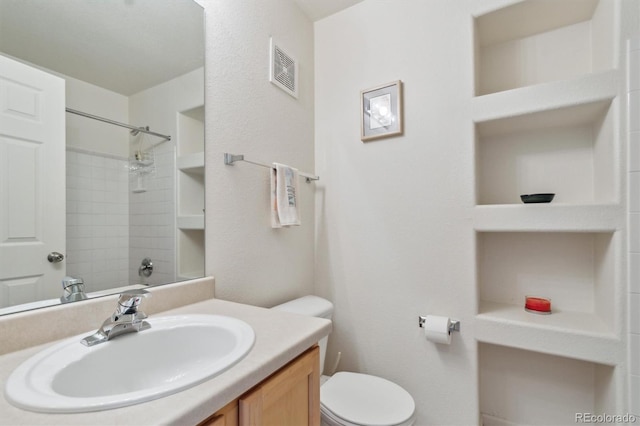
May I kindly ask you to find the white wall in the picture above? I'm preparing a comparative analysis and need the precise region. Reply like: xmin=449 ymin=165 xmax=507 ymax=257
xmin=203 ymin=0 xmax=316 ymax=306
xmin=315 ymin=2 xmax=478 ymax=424
xmin=314 ymin=0 xmax=639 ymax=423
xmin=65 ymin=76 xmax=129 ymax=158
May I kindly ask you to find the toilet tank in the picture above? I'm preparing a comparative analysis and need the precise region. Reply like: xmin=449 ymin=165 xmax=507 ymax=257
xmin=271 ymin=295 xmax=333 ymax=374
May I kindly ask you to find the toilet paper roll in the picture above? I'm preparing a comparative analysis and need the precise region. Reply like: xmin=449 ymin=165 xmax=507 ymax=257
xmin=422 ymin=315 xmax=452 ymax=344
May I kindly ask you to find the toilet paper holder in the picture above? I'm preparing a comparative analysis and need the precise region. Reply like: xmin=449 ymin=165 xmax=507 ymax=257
xmin=418 ymin=316 xmax=460 ymax=333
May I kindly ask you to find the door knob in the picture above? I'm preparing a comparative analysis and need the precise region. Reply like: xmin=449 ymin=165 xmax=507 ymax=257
xmin=47 ymin=252 xmax=64 ymax=263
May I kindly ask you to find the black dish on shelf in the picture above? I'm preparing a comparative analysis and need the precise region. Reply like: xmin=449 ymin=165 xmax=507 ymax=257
xmin=520 ymin=193 xmax=555 ymax=203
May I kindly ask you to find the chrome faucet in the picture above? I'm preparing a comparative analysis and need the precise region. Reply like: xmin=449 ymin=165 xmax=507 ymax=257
xmin=81 ymin=289 xmax=151 ymax=347
xmin=60 ymin=276 xmax=88 ymax=304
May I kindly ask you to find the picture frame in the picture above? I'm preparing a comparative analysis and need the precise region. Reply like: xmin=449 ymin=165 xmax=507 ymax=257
xmin=360 ymin=80 xmax=403 ymax=142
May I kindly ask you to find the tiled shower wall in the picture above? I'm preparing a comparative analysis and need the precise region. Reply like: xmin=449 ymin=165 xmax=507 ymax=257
xmin=629 ymin=36 xmax=640 ymax=416
xmin=128 ymin=141 xmax=176 ymax=286
xmin=66 ymin=149 xmax=129 ymax=292
xmin=67 ymin=144 xmax=176 ymax=292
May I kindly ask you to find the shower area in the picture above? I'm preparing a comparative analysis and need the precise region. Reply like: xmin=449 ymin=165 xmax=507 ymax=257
xmin=65 ymin=96 xmax=177 ymax=293
xmin=63 ymin=68 xmax=204 ymax=294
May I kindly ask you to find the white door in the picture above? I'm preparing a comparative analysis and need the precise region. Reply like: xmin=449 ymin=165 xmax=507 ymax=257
xmin=0 ymin=54 xmax=66 ymax=308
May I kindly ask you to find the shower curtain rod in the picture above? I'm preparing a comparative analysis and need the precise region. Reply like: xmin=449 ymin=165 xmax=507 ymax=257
xmin=65 ymin=108 xmax=172 ymax=141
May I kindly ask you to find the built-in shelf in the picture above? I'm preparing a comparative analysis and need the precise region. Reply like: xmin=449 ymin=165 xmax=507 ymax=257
xmin=177 ymin=106 xmax=205 ymax=156
xmin=177 ymin=229 xmax=204 ymax=280
xmin=474 ymin=0 xmax=614 ymax=96
xmin=178 ymin=172 xmax=204 ymax=216
xmin=177 ymin=271 xmax=204 ymax=281
xmin=479 ymin=343 xmax=616 ymax=425
xmin=471 ymin=70 xmax=618 ymax=126
xmin=476 ymin=301 xmax=619 ymax=365
xmin=177 ymin=215 xmax=205 ymax=230
xmin=472 ymin=0 xmax=624 ymax=419
xmin=473 ymin=204 xmax=623 ymax=232
xmin=477 ymin=231 xmax=616 ymax=337
xmin=177 ymin=152 xmax=205 ymax=174
xmin=176 ymin=105 xmax=205 ymax=280
xmin=474 ymin=94 xmax=617 ymax=206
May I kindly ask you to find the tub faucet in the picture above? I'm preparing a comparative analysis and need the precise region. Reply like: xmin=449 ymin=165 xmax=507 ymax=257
xmin=60 ymin=276 xmax=87 ymax=304
xmin=81 ymin=289 xmax=151 ymax=347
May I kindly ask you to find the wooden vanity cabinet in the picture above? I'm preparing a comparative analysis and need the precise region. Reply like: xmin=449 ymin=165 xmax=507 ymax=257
xmin=200 ymin=400 xmax=239 ymax=426
xmin=199 ymin=345 xmax=320 ymax=426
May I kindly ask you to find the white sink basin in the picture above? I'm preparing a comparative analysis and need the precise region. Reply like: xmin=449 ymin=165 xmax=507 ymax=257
xmin=5 ymin=314 xmax=255 ymax=413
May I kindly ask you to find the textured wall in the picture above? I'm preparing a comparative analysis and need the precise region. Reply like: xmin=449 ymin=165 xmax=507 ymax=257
xmin=314 ymin=2 xmax=478 ymax=423
xmin=203 ymin=0 xmax=316 ymax=306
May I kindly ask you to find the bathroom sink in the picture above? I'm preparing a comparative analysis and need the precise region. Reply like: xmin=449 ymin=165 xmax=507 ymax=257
xmin=5 ymin=314 xmax=255 ymax=413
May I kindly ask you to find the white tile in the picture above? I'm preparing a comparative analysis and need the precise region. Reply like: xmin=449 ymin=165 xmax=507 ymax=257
xmin=76 ymin=152 xmax=90 ymax=164
xmin=91 ymin=155 xmax=105 ymax=168
xmin=632 ymin=293 xmax=640 ymax=334
xmin=91 ymin=168 xmax=106 ymax=183
xmin=66 ymin=150 xmax=77 ymax=163
xmin=74 ymin=178 xmax=89 ymax=191
xmin=76 ymin=201 xmax=91 ymax=214
xmin=78 ymin=164 xmax=92 ymax=179
xmin=77 ymin=226 xmax=92 ymax=239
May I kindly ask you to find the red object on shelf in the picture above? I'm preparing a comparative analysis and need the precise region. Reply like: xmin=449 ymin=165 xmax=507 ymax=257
xmin=525 ymin=296 xmax=551 ymax=314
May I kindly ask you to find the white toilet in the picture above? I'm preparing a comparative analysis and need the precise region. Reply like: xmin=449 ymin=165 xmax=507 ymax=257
xmin=272 ymin=295 xmax=416 ymax=426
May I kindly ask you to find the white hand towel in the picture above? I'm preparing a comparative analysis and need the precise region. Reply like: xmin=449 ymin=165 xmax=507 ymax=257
xmin=270 ymin=167 xmax=281 ymax=228
xmin=270 ymin=163 xmax=300 ymax=227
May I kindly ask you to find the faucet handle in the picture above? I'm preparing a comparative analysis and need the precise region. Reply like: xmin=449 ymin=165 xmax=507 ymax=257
xmin=62 ymin=276 xmax=84 ymax=289
xmin=116 ymin=289 xmax=151 ymax=315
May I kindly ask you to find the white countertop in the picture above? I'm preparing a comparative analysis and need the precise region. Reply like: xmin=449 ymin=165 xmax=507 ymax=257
xmin=0 ymin=297 xmax=332 ymax=425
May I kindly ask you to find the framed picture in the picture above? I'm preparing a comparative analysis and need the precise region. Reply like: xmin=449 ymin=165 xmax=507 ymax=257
xmin=360 ymin=80 xmax=403 ymax=142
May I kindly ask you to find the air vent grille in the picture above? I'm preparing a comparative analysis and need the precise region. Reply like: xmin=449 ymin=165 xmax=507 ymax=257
xmin=270 ymin=38 xmax=299 ymax=98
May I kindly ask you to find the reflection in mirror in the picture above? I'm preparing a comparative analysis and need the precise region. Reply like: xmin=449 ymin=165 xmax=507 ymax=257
xmin=0 ymin=0 xmax=205 ymax=315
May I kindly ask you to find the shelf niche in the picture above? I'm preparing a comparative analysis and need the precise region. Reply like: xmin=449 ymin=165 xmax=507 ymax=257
xmin=479 ymin=343 xmax=615 ymax=426
xmin=177 ymin=105 xmax=205 ymax=219
xmin=474 ymin=0 xmax=615 ymax=96
xmin=475 ymin=99 xmax=616 ymax=206
xmin=177 ymin=229 xmax=205 ymax=280
xmin=176 ymin=105 xmax=205 ymax=279
xmin=477 ymin=231 xmax=615 ymax=334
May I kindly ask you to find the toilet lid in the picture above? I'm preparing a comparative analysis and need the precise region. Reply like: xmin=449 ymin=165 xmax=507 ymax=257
xmin=321 ymin=372 xmax=415 ymax=426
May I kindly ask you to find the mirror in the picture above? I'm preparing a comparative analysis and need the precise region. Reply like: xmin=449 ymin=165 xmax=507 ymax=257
xmin=0 ymin=0 xmax=205 ymax=315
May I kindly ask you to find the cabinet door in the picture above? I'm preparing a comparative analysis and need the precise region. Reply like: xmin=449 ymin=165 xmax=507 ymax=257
xmin=199 ymin=400 xmax=239 ymax=426
xmin=239 ymin=346 xmax=320 ymax=426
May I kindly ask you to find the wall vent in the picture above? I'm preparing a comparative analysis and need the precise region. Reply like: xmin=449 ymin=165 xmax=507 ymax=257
xmin=269 ymin=38 xmax=298 ymax=98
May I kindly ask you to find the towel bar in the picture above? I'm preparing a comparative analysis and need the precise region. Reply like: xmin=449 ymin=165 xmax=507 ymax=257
xmin=224 ymin=153 xmax=319 ymax=183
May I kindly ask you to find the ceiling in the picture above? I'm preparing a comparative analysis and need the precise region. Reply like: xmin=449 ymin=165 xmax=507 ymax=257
xmin=295 ymin=0 xmax=363 ymax=21
xmin=0 ymin=0 xmax=360 ymax=96
xmin=0 ymin=0 xmax=204 ymax=96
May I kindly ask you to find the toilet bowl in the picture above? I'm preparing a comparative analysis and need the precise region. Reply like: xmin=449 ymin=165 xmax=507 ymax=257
xmin=272 ymin=296 xmax=416 ymax=426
